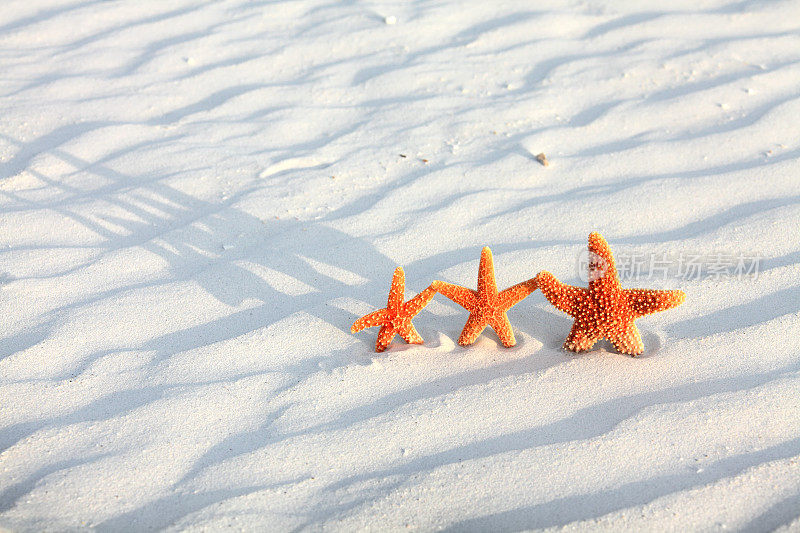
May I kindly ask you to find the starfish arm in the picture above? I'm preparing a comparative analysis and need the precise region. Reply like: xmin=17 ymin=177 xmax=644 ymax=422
xmin=625 ymin=288 xmax=686 ymax=318
xmin=432 ymin=281 xmax=478 ymax=311
xmin=536 ymin=271 xmax=589 ymax=317
xmin=608 ymin=322 xmax=644 ymax=356
xmin=402 ymin=285 xmax=437 ymax=318
xmin=477 ymin=247 xmax=498 ymax=298
xmin=587 ymin=232 xmax=618 ymax=278
xmin=563 ymin=322 xmax=601 ymax=352
xmin=375 ymin=324 xmax=396 ymax=352
xmin=497 ymin=277 xmax=538 ymax=311
xmin=458 ymin=313 xmax=488 ymax=346
xmin=488 ymin=312 xmax=516 ymax=347
xmin=397 ymin=322 xmax=424 ymax=344
xmin=351 ymin=308 xmax=390 ymax=333
xmin=387 ymin=266 xmax=406 ymax=310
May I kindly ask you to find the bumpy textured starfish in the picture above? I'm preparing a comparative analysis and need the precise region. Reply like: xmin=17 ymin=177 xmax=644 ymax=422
xmin=537 ymin=232 xmax=686 ymax=356
xmin=351 ymin=267 xmax=436 ymax=352
xmin=433 ymin=247 xmax=537 ymax=347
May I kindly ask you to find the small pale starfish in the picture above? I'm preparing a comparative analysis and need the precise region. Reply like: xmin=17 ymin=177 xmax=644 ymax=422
xmin=351 ymin=267 xmax=436 ymax=352
xmin=433 ymin=247 xmax=537 ymax=347
xmin=536 ymin=232 xmax=686 ymax=356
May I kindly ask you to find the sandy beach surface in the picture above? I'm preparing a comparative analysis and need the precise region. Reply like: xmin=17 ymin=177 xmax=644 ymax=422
xmin=1 ymin=0 xmax=799 ymax=530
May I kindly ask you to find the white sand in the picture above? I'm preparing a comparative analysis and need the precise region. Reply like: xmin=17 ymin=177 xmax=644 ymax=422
xmin=1 ymin=0 xmax=799 ymax=531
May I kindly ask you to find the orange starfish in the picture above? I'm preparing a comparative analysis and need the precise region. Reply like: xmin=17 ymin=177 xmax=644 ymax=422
xmin=433 ymin=247 xmax=537 ymax=347
xmin=536 ymin=232 xmax=686 ymax=356
xmin=351 ymin=267 xmax=436 ymax=352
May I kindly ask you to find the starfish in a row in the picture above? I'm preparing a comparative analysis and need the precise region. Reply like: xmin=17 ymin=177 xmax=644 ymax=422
xmin=350 ymin=267 xmax=436 ymax=352
xmin=433 ymin=247 xmax=537 ymax=347
xmin=536 ymin=232 xmax=686 ymax=356
xmin=351 ymin=234 xmax=685 ymax=355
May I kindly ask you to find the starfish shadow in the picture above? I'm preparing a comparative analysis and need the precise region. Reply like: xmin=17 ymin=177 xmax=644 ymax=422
xmin=528 ymin=306 xmax=576 ymax=352
xmin=636 ymin=329 xmax=663 ymax=358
